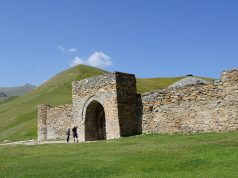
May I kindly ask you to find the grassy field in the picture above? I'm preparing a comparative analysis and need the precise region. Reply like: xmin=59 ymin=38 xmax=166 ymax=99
xmin=0 ymin=65 xmax=214 ymax=142
xmin=0 ymin=132 xmax=238 ymax=178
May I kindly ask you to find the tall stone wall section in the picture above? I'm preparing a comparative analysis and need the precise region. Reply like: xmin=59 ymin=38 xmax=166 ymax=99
xmin=72 ymin=72 xmax=138 ymax=141
xmin=72 ymin=73 xmax=120 ymax=141
xmin=38 ymin=104 xmax=49 ymax=141
xmin=141 ymin=69 xmax=238 ymax=134
xmin=116 ymin=73 xmax=138 ymax=136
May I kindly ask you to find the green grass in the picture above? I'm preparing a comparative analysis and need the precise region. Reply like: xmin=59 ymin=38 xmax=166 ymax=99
xmin=136 ymin=77 xmax=184 ymax=93
xmin=136 ymin=76 xmax=214 ymax=93
xmin=0 ymin=65 xmax=214 ymax=142
xmin=0 ymin=84 xmax=35 ymax=97
xmin=0 ymin=132 xmax=238 ymax=178
xmin=0 ymin=96 xmax=19 ymax=105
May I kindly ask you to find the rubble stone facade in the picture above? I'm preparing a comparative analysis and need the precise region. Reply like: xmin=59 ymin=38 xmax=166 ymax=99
xmin=38 ymin=72 xmax=138 ymax=141
xmin=38 ymin=69 xmax=238 ymax=142
xmin=141 ymin=69 xmax=238 ymax=134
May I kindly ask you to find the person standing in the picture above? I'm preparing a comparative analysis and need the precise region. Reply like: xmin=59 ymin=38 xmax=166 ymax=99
xmin=66 ymin=127 xmax=71 ymax=143
xmin=72 ymin=126 xmax=78 ymax=143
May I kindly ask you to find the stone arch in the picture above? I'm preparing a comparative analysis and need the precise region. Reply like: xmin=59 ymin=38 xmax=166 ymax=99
xmin=83 ymin=96 xmax=106 ymax=141
xmin=82 ymin=95 xmax=104 ymax=120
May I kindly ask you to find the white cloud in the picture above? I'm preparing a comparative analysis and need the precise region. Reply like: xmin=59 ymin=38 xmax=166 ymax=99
xmin=70 ymin=52 xmax=113 ymax=69
xmin=87 ymin=52 xmax=112 ymax=68
xmin=70 ymin=56 xmax=84 ymax=67
xmin=58 ymin=45 xmax=78 ymax=53
xmin=67 ymin=48 xmax=77 ymax=52
xmin=58 ymin=45 xmax=65 ymax=53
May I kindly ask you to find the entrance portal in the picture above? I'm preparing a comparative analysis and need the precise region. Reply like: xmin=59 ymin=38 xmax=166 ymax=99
xmin=85 ymin=100 xmax=106 ymax=141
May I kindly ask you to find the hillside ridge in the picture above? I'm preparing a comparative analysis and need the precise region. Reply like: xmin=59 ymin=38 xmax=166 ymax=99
xmin=0 ymin=84 xmax=35 ymax=97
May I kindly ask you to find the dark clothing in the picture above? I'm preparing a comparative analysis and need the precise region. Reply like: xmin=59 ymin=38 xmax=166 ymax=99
xmin=66 ymin=128 xmax=70 ymax=143
xmin=72 ymin=127 xmax=78 ymax=142
xmin=73 ymin=133 xmax=78 ymax=138
xmin=72 ymin=127 xmax=78 ymax=136
xmin=66 ymin=128 xmax=70 ymax=136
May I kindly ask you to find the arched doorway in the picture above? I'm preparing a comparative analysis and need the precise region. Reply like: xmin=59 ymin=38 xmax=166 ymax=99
xmin=85 ymin=100 xmax=106 ymax=141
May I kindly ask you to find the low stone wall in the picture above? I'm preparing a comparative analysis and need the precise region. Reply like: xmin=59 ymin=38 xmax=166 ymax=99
xmin=46 ymin=104 xmax=74 ymax=140
xmin=141 ymin=69 xmax=238 ymax=134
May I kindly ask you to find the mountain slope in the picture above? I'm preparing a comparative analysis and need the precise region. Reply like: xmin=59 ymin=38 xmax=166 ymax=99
xmin=0 ymin=65 xmax=107 ymax=142
xmin=0 ymin=65 xmax=214 ymax=142
xmin=0 ymin=84 xmax=35 ymax=97
xmin=0 ymin=92 xmax=8 ymax=100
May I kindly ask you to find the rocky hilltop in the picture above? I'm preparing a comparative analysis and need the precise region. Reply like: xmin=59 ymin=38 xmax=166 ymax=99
xmin=168 ymin=76 xmax=209 ymax=89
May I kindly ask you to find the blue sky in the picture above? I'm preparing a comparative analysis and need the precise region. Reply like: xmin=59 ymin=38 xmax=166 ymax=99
xmin=0 ymin=0 xmax=237 ymax=86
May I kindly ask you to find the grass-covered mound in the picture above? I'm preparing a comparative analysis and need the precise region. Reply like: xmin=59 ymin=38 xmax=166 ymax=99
xmin=1 ymin=132 xmax=237 ymax=177
xmin=136 ymin=76 xmax=214 ymax=93
xmin=0 ymin=65 xmax=214 ymax=142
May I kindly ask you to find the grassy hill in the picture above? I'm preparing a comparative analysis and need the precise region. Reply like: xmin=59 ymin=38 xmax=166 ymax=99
xmin=0 ymin=65 xmax=107 ymax=142
xmin=136 ymin=76 xmax=214 ymax=93
xmin=0 ymin=65 xmax=214 ymax=142
xmin=0 ymin=84 xmax=35 ymax=104
xmin=0 ymin=92 xmax=8 ymax=101
xmin=0 ymin=84 xmax=35 ymax=97
xmin=0 ymin=96 xmax=19 ymax=105
xmin=1 ymin=132 xmax=238 ymax=177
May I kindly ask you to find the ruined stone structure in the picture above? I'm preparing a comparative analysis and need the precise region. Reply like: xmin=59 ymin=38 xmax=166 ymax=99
xmin=38 ymin=72 xmax=138 ymax=141
xmin=38 ymin=69 xmax=238 ymax=142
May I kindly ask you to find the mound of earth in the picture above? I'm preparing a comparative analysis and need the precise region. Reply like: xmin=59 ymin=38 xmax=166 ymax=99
xmin=168 ymin=76 xmax=208 ymax=89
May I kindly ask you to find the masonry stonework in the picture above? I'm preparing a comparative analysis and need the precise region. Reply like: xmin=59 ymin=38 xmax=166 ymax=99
xmin=141 ymin=69 xmax=238 ymax=134
xmin=38 ymin=69 xmax=238 ymax=142
xmin=46 ymin=104 xmax=73 ymax=140
xmin=38 ymin=72 xmax=138 ymax=141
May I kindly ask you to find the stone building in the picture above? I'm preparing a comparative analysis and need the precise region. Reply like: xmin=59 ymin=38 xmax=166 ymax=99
xmin=38 ymin=69 xmax=238 ymax=142
xmin=38 ymin=72 xmax=138 ymax=142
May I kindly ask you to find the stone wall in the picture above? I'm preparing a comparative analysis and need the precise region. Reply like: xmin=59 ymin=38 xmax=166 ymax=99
xmin=116 ymin=72 xmax=138 ymax=136
xmin=140 ymin=69 xmax=238 ymax=134
xmin=72 ymin=72 xmax=138 ymax=141
xmin=46 ymin=104 xmax=73 ymax=140
xmin=38 ymin=104 xmax=49 ymax=141
xmin=72 ymin=72 xmax=120 ymax=141
xmin=38 ymin=68 xmax=238 ymax=142
xmin=38 ymin=104 xmax=73 ymax=141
